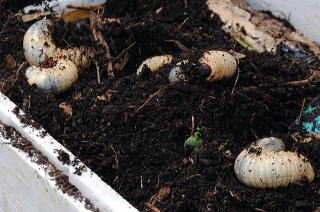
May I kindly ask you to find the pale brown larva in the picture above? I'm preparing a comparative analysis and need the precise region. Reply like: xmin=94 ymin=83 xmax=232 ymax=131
xmin=199 ymin=50 xmax=237 ymax=81
xmin=234 ymin=137 xmax=315 ymax=188
xmin=136 ymin=55 xmax=173 ymax=75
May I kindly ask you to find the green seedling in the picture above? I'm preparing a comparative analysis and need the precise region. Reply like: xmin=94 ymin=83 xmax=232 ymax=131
xmin=184 ymin=126 xmax=207 ymax=147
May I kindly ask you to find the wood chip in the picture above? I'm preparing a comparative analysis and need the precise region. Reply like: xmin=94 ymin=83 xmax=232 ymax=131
xmin=62 ymin=10 xmax=92 ymax=22
xmin=59 ymin=102 xmax=73 ymax=116
xmin=5 ymin=54 xmax=17 ymax=68
xmin=150 ymin=187 xmax=171 ymax=204
xmin=144 ymin=202 xmax=161 ymax=212
xmin=20 ymin=11 xmax=51 ymax=22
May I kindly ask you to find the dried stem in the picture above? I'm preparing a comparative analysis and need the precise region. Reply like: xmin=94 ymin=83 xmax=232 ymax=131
xmin=191 ymin=115 xmax=195 ymax=136
xmin=136 ymin=82 xmax=176 ymax=112
xmin=90 ymin=13 xmax=114 ymax=78
xmin=144 ymin=202 xmax=160 ymax=212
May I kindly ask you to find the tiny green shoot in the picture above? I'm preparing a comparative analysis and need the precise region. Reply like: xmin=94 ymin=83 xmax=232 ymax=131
xmin=184 ymin=126 xmax=207 ymax=147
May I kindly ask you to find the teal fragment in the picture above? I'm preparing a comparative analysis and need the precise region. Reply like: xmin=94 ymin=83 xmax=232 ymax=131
xmin=302 ymin=115 xmax=320 ymax=133
xmin=303 ymin=105 xmax=320 ymax=114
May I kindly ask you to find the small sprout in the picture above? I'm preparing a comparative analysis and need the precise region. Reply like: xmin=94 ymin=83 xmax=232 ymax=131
xmin=184 ymin=126 xmax=207 ymax=147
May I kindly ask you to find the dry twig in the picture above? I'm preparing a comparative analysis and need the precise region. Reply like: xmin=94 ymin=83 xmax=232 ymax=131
xmin=136 ymin=82 xmax=176 ymax=112
xmin=144 ymin=202 xmax=161 ymax=212
xmin=90 ymin=13 xmax=114 ymax=78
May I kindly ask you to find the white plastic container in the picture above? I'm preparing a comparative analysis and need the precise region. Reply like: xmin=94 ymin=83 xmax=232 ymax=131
xmin=0 ymin=92 xmax=138 ymax=212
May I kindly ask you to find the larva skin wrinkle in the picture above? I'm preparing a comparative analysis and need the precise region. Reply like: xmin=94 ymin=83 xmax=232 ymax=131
xmin=136 ymin=55 xmax=173 ymax=75
xmin=23 ymin=18 xmax=93 ymax=68
xmin=26 ymin=59 xmax=78 ymax=94
xmin=234 ymin=137 xmax=315 ymax=188
xmin=23 ymin=18 xmax=95 ymax=94
xmin=199 ymin=50 xmax=237 ymax=81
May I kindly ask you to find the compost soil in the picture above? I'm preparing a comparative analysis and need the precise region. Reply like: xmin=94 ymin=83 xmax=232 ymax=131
xmin=1 ymin=0 xmax=320 ymax=211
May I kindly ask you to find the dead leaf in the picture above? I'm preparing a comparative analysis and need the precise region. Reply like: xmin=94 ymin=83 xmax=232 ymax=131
xmin=114 ymin=52 xmax=130 ymax=71
xmin=5 ymin=54 xmax=17 ymax=68
xmin=150 ymin=187 xmax=171 ymax=204
xmin=59 ymin=102 xmax=73 ymax=116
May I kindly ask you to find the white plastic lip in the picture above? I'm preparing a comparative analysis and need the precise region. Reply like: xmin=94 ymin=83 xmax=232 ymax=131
xmin=23 ymin=0 xmax=107 ymax=14
xmin=0 ymin=92 xmax=138 ymax=212
xmin=0 ymin=123 xmax=93 ymax=212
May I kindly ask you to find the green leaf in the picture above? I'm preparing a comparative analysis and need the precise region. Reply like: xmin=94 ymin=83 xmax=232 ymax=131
xmin=184 ymin=136 xmax=203 ymax=147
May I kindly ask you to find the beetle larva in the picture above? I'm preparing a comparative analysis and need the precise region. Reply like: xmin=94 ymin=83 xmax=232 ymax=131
xmin=136 ymin=55 xmax=173 ymax=75
xmin=199 ymin=50 xmax=237 ymax=81
xmin=234 ymin=137 xmax=315 ymax=188
xmin=23 ymin=18 xmax=94 ymax=68
xmin=26 ymin=59 xmax=78 ymax=94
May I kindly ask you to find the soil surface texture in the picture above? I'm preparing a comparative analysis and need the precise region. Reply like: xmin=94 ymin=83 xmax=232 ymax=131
xmin=1 ymin=0 xmax=320 ymax=211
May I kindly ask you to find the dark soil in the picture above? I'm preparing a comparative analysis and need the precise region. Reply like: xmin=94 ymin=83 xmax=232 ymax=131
xmin=1 ymin=0 xmax=320 ymax=211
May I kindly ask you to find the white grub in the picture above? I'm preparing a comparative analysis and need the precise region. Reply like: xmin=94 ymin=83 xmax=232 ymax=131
xmin=234 ymin=137 xmax=315 ymax=188
xmin=26 ymin=59 xmax=78 ymax=94
xmin=199 ymin=50 xmax=237 ymax=81
xmin=23 ymin=18 xmax=94 ymax=67
xmin=24 ymin=0 xmax=107 ymax=14
xmin=136 ymin=55 xmax=173 ymax=75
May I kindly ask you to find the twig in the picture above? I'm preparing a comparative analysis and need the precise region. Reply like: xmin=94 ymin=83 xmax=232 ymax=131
xmin=1 ymin=13 xmax=13 ymax=33
xmin=191 ymin=115 xmax=195 ymax=137
xmin=110 ymin=145 xmax=119 ymax=169
xmin=285 ymin=79 xmax=309 ymax=86
xmin=286 ymin=98 xmax=306 ymax=140
xmin=183 ymin=0 xmax=188 ymax=8
xmin=94 ymin=60 xmax=101 ymax=84
xmin=231 ymin=68 xmax=240 ymax=95
xmin=11 ymin=62 xmax=27 ymax=87
xmin=164 ymin=40 xmax=190 ymax=52
xmin=242 ymin=76 xmax=318 ymax=91
xmin=112 ymin=42 xmax=136 ymax=62
xmin=178 ymin=17 xmax=190 ymax=31
xmin=249 ymin=61 xmax=261 ymax=72
xmin=144 ymin=202 xmax=160 ymax=212
xmin=136 ymin=82 xmax=176 ymax=112
xmin=90 ymin=13 xmax=114 ymax=78
xmin=297 ymin=98 xmax=306 ymax=125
